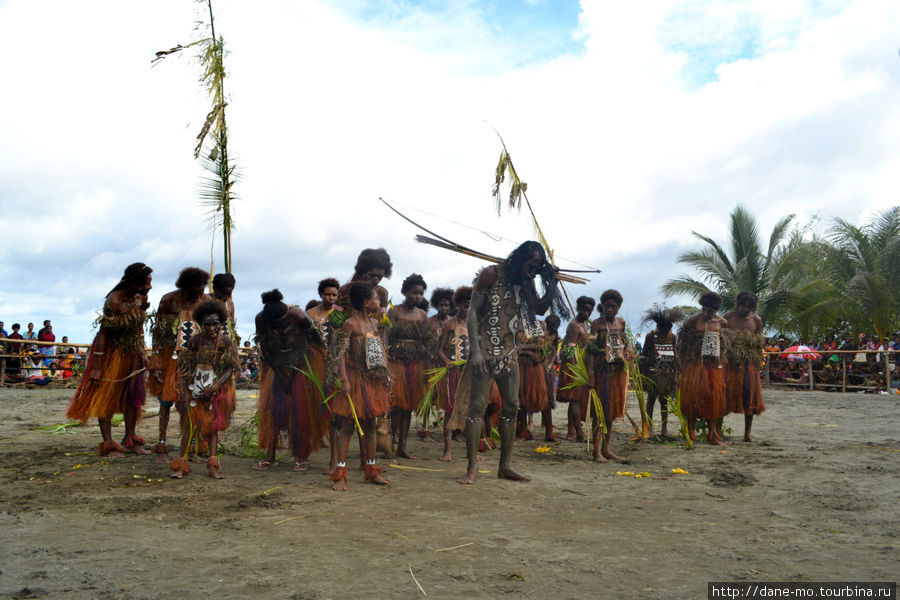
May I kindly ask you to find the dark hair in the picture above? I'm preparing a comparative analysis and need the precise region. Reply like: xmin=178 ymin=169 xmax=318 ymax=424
xmin=349 ymin=281 xmax=375 ymax=311
xmin=576 ymin=295 xmax=596 ymax=310
xmin=109 ymin=262 xmax=153 ymax=295
xmin=736 ymin=291 xmax=758 ymax=309
xmin=305 ymin=299 xmax=320 ymax=312
xmin=192 ymin=298 xmax=229 ymax=325
xmin=600 ymin=289 xmax=623 ymax=307
xmin=318 ymin=277 xmax=340 ymax=296
xmin=505 ymin=240 xmax=568 ymax=324
xmin=176 ymin=267 xmax=209 ymax=290
xmin=12 ymin=323 xmax=20 ymax=330
xmin=261 ymin=289 xmax=288 ymax=323
xmin=401 ymin=273 xmax=427 ymax=294
xmin=545 ymin=315 xmax=561 ymax=333
xmin=353 ymin=248 xmax=393 ymax=280
xmin=641 ymin=304 xmax=684 ymax=333
xmin=430 ymin=287 xmax=454 ymax=308
xmin=212 ymin=273 xmax=235 ymax=291
xmin=699 ymin=291 xmax=723 ymax=311
xmin=453 ymin=286 xmax=473 ymax=306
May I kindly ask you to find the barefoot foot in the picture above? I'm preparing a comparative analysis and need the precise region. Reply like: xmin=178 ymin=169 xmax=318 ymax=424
xmin=498 ymin=466 xmax=531 ymax=481
xmin=332 ymin=480 xmax=348 ymax=491
xmin=601 ymin=450 xmax=623 ymax=462
xmin=396 ymin=449 xmax=416 ymax=460
xmin=439 ymin=452 xmax=452 ymax=462
xmin=457 ymin=469 xmax=479 ymax=484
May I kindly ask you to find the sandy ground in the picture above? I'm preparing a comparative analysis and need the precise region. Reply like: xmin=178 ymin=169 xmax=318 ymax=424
xmin=1 ymin=386 xmax=898 ymax=600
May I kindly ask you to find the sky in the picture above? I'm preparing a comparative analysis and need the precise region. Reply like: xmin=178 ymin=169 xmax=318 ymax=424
xmin=0 ymin=0 xmax=898 ymax=344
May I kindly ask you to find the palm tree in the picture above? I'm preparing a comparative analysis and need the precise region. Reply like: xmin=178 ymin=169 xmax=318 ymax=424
xmin=819 ymin=206 xmax=899 ymax=341
xmin=661 ymin=205 xmax=816 ymax=328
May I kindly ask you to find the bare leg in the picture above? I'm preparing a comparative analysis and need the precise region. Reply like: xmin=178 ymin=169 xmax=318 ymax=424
xmin=325 ymin=425 xmax=339 ymax=475
xmin=154 ymin=404 xmax=172 ymax=463
xmin=121 ymin=401 xmax=149 ymax=454
xmin=744 ymin=414 xmax=757 ymax=443
xmin=496 ymin=366 xmax=530 ymax=482
xmin=331 ymin=420 xmax=353 ymax=491
xmin=458 ymin=368 xmax=491 ymax=484
xmin=396 ymin=410 xmax=415 ymax=459
xmin=207 ymin=432 xmax=224 ymax=479
xmin=687 ymin=417 xmax=698 ymax=442
xmin=590 ymin=412 xmax=606 ymax=463
xmin=516 ymin=408 xmax=533 ymax=441
xmin=707 ymin=420 xmax=725 ymax=446
xmin=660 ymin=399 xmax=669 ymax=438
xmin=541 ymin=408 xmax=558 ymax=442
xmin=363 ymin=419 xmax=390 ymax=484
xmin=440 ymin=414 xmax=452 ymax=462
xmin=98 ymin=417 xmax=124 ymax=458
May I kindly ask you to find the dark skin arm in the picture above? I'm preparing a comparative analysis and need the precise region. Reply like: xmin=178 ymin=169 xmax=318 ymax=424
xmin=437 ymin=318 xmax=454 ymax=366
xmin=467 ymin=267 xmax=496 ymax=373
xmin=533 ymin=263 xmax=560 ymax=315
xmin=91 ymin=288 xmax=149 ymax=382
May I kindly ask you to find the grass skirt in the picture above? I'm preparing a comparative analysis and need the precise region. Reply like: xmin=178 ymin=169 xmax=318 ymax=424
xmin=446 ymin=366 xmax=502 ymax=431
xmin=389 ymin=358 xmax=425 ymax=411
xmin=679 ymin=361 xmax=726 ymax=421
xmin=589 ymin=367 xmax=627 ymax=426
xmin=178 ymin=383 xmax=235 ymax=437
xmin=518 ymin=359 xmax=548 ymax=413
xmin=67 ymin=345 xmax=146 ymax=422
xmin=147 ymin=348 xmax=178 ymax=404
xmin=444 ymin=366 xmax=462 ymax=418
xmin=257 ymin=347 xmax=329 ymax=458
xmin=646 ymin=368 xmax=677 ymax=399
xmin=725 ymin=362 xmax=765 ymax=416
xmin=331 ymin=360 xmax=391 ymax=421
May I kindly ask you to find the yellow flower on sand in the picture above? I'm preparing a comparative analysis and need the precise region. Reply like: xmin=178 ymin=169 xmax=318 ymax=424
xmin=671 ymin=467 xmax=690 ymax=474
xmin=534 ymin=445 xmax=552 ymax=453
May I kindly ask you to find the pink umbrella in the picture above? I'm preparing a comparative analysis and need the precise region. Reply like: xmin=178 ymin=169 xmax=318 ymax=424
xmin=780 ymin=345 xmax=822 ymax=361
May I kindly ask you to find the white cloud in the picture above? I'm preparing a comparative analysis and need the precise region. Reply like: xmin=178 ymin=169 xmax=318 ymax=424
xmin=0 ymin=0 xmax=897 ymax=342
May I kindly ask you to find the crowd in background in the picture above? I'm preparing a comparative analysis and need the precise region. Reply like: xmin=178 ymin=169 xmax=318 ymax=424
xmin=0 ymin=319 xmax=83 ymax=384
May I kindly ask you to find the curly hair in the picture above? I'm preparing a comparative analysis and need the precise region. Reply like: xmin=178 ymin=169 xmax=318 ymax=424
xmin=349 ymin=281 xmax=375 ymax=311
xmin=600 ymin=289 xmax=624 ymax=307
xmin=192 ymin=298 xmax=229 ymax=325
xmin=176 ymin=267 xmax=209 ymax=291
xmin=317 ymin=277 xmax=340 ymax=296
xmin=504 ymin=240 xmax=569 ymax=324
xmin=212 ymin=272 xmax=235 ymax=290
xmin=261 ymin=289 xmax=288 ymax=323
xmin=452 ymin=286 xmax=473 ymax=307
xmin=305 ymin=299 xmax=320 ymax=312
xmin=736 ymin=290 xmax=758 ymax=309
xmin=430 ymin=287 xmax=454 ymax=308
xmin=641 ymin=304 xmax=685 ymax=333
xmin=576 ymin=295 xmax=596 ymax=310
xmin=699 ymin=291 xmax=723 ymax=311
xmin=353 ymin=248 xmax=393 ymax=280
xmin=544 ymin=314 xmax=561 ymax=334
xmin=401 ymin=273 xmax=427 ymax=294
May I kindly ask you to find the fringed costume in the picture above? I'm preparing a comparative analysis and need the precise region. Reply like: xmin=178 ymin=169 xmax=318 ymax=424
xmin=388 ymin=319 xmax=434 ymax=412
xmin=175 ymin=339 xmax=239 ymax=439
xmin=67 ymin=300 xmax=148 ymax=454
xmin=723 ymin=330 xmax=765 ymax=416
xmin=256 ymin=327 xmax=329 ymax=460
xmin=517 ymin=331 xmax=548 ymax=413
xmin=643 ymin=330 xmax=678 ymax=399
xmin=148 ymin=307 xmax=198 ymax=406
xmin=557 ymin=343 xmax=588 ymax=417
xmin=329 ymin=331 xmax=392 ymax=423
xmin=586 ymin=329 xmax=629 ymax=427
xmin=442 ymin=320 xmax=469 ymax=419
xmin=677 ymin=328 xmax=727 ymax=421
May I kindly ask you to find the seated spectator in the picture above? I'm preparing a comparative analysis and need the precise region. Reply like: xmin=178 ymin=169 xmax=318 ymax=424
xmin=25 ymin=348 xmax=52 ymax=385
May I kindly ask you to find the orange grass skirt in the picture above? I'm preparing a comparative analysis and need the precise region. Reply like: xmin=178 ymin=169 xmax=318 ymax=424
xmin=147 ymin=349 xmax=179 ymax=404
xmin=179 ymin=383 xmax=236 ymax=437
xmin=679 ymin=361 xmax=727 ymax=421
xmin=330 ymin=362 xmax=391 ymax=421
xmin=588 ymin=367 xmax=627 ymax=425
xmin=67 ymin=346 xmax=146 ymax=422
xmin=725 ymin=362 xmax=765 ymax=416
xmin=389 ymin=358 xmax=425 ymax=411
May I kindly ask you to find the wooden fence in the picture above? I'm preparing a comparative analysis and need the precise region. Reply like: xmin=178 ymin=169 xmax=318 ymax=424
xmin=763 ymin=349 xmax=897 ymax=393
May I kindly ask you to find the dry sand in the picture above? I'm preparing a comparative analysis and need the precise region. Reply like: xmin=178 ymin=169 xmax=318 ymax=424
xmin=1 ymin=387 xmax=897 ymax=599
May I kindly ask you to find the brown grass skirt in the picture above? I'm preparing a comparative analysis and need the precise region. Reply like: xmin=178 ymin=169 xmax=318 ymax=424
xmin=725 ymin=362 xmax=765 ymax=416
xmin=444 ymin=366 xmax=462 ymax=418
xmin=588 ymin=368 xmax=627 ymax=425
xmin=257 ymin=349 xmax=329 ymax=457
xmin=389 ymin=358 xmax=425 ymax=411
xmin=67 ymin=346 xmax=146 ymax=422
xmin=518 ymin=360 xmax=548 ymax=413
xmin=679 ymin=361 xmax=727 ymax=421
xmin=147 ymin=348 xmax=178 ymax=404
